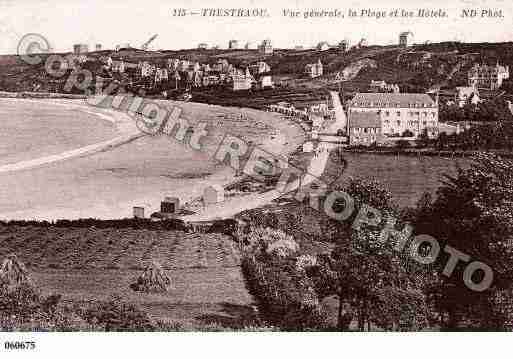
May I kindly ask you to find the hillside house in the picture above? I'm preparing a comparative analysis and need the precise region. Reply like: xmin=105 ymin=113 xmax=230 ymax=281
xmin=245 ymin=42 xmax=258 ymax=50
xmin=399 ymin=31 xmax=414 ymax=47
xmin=213 ymin=59 xmax=230 ymax=73
xmin=198 ymin=43 xmax=208 ymax=49
xmin=167 ymin=58 xmax=179 ymax=71
xmin=455 ymin=86 xmax=481 ymax=107
xmin=305 ymin=59 xmax=323 ymax=78
xmin=179 ymin=60 xmax=190 ymax=72
xmin=257 ymin=75 xmax=274 ymax=89
xmin=99 ymin=56 xmax=113 ymax=69
xmin=155 ymin=68 xmax=169 ymax=83
xmin=357 ymin=38 xmax=368 ymax=48
xmin=249 ymin=61 xmax=271 ymax=75
xmin=139 ymin=61 xmax=155 ymax=77
xmin=338 ymin=40 xmax=349 ymax=52
xmin=111 ymin=60 xmax=126 ymax=73
xmin=348 ymin=93 xmax=439 ymax=139
xmin=232 ymin=68 xmax=254 ymax=91
xmin=468 ymin=63 xmax=510 ymax=90
xmin=259 ymin=39 xmax=273 ymax=55
xmin=228 ymin=40 xmax=239 ymax=49
xmin=317 ymin=42 xmax=330 ymax=51
xmin=203 ymin=185 xmax=225 ymax=205
xmin=370 ymin=80 xmax=400 ymax=93
xmin=73 ymin=43 xmax=89 ymax=55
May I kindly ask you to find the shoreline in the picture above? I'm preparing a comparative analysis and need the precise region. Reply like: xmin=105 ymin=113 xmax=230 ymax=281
xmin=0 ymin=98 xmax=143 ymax=174
xmin=0 ymin=98 xmax=305 ymax=221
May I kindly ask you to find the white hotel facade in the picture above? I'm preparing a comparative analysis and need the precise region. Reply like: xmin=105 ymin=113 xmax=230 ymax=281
xmin=347 ymin=93 xmax=439 ymax=139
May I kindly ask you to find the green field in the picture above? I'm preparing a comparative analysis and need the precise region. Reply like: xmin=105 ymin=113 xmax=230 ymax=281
xmin=0 ymin=224 xmax=256 ymax=329
xmin=340 ymin=153 xmax=471 ymax=207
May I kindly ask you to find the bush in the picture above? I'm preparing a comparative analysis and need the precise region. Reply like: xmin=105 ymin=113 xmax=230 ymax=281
xmin=0 ymin=255 xmax=103 ymax=331
xmin=79 ymin=295 xmax=156 ymax=331
xmin=241 ymin=255 xmax=327 ymax=330
xmin=239 ymin=227 xmax=326 ymax=330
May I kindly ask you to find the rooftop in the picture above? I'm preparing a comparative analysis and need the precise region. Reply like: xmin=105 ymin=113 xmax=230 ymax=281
xmin=349 ymin=93 xmax=436 ymax=108
xmin=349 ymin=112 xmax=381 ymax=128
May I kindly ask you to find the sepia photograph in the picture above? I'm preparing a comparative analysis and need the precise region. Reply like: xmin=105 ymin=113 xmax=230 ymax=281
xmin=0 ymin=0 xmax=512 ymax=356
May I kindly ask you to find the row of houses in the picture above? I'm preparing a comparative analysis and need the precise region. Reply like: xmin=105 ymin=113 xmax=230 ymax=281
xmin=268 ymin=101 xmax=334 ymax=121
xmin=369 ymin=80 xmax=400 ymax=93
xmin=305 ymin=59 xmax=323 ymax=78
xmin=96 ymin=55 xmax=274 ymax=90
xmin=226 ymin=39 xmax=273 ymax=54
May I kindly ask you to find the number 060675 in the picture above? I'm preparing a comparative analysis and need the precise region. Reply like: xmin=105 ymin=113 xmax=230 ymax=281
xmin=4 ymin=341 xmax=36 ymax=350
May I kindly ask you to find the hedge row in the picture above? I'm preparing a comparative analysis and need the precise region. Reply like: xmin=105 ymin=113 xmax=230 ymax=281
xmin=241 ymin=254 xmax=326 ymax=330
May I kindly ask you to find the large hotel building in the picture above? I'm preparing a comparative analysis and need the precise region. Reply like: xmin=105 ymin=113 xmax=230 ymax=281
xmin=347 ymin=93 xmax=439 ymax=145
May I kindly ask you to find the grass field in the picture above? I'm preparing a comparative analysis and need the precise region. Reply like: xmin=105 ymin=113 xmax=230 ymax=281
xmin=0 ymin=224 xmax=256 ymax=329
xmin=340 ymin=153 xmax=471 ymax=207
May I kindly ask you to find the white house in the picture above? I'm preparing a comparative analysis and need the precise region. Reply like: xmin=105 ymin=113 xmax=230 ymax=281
xmin=203 ymin=185 xmax=225 ymax=205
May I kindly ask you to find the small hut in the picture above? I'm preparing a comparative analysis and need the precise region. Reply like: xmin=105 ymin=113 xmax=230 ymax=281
xmin=161 ymin=197 xmax=180 ymax=214
xmin=203 ymin=184 xmax=225 ymax=205
xmin=133 ymin=206 xmax=145 ymax=218
xmin=302 ymin=142 xmax=314 ymax=153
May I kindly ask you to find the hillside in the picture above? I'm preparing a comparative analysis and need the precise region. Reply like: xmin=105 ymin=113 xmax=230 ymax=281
xmin=3 ymin=41 xmax=513 ymax=108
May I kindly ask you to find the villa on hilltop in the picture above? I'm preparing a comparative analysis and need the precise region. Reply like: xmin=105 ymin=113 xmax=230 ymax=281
xmin=468 ymin=63 xmax=510 ymax=90
xmin=305 ymin=59 xmax=323 ymax=78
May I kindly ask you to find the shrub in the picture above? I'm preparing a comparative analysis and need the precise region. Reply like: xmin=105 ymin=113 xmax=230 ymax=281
xmin=266 ymin=239 xmax=299 ymax=258
xmin=241 ymin=255 xmax=327 ymax=330
xmin=296 ymin=255 xmax=318 ymax=272
xmin=79 ymin=295 xmax=156 ymax=331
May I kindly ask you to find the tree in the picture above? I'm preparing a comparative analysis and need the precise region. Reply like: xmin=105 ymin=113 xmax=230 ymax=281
xmin=402 ymin=129 xmax=414 ymax=138
xmin=306 ymin=178 xmax=428 ymax=331
xmin=417 ymin=128 xmax=431 ymax=148
xmin=308 ymin=230 xmax=428 ymax=331
xmin=395 ymin=139 xmax=410 ymax=150
xmin=415 ymin=153 xmax=513 ymax=329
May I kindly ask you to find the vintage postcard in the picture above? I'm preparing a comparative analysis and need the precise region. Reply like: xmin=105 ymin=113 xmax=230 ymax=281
xmin=0 ymin=0 xmax=512 ymax=356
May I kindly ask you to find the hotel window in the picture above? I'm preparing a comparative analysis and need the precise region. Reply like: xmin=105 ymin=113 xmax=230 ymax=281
xmin=385 ymin=111 xmax=390 ymax=116
xmin=397 ymin=112 xmax=401 ymax=117
xmin=397 ymin=120 xmax=401 ymax=126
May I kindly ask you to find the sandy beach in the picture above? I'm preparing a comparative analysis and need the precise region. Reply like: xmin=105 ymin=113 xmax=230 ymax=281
xmin=0 ymin=98 xmax=305 ymax=220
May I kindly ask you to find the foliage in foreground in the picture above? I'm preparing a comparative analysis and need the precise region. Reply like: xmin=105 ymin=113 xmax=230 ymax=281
xmin=415 ymin=153 xmax=513 ymax=330
xmin=239 ymin=227 xmax=328 ymax=330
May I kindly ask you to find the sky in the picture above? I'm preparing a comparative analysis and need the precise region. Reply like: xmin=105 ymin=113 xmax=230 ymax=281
xmin=0 ymin=0 xmax=512 ymax=54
